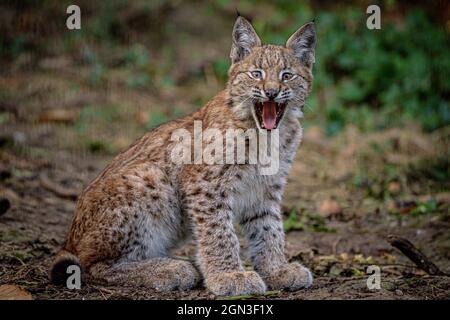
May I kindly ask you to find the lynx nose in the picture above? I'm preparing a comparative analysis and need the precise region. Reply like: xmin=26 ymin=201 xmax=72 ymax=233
xmin=265 ymin=88 xmax=279 ymax=100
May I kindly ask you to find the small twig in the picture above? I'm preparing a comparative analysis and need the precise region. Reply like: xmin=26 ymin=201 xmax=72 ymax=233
xmin=98 ymin=288 xmax=108 ymax=300
xmin=39 ymin=172 xmax=79 ymax=200
xmin=7 ymin=253 xmax=26 ymax=266
xmin=359 ymin=262 xmax=417 ymax=268
xmin=97 ymin=287 xmax=115 ymax=295
xmin=386 ymin=235 xmax=448 ymax=276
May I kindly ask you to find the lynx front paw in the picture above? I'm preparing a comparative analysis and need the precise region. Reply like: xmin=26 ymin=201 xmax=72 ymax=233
xmin=205 ymin=271 xmax=266 ymax=296
xmin=263 ymin=262 xmax=313 ymax=291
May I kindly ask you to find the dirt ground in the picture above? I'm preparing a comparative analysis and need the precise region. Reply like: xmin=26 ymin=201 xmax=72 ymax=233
xmin=0 ymin=74 xmax=449 ymax=299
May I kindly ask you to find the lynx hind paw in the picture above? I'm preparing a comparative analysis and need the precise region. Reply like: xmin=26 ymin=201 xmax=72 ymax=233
xmin=206 ymin=271 xmax=266 ymax=296
xmin=151 ymin=260 xmax=201 ymax=291
xmin=92 ymin=259 xmax=201 ymax=292
xmin=264 ymin=262 xmax=313 ymax=291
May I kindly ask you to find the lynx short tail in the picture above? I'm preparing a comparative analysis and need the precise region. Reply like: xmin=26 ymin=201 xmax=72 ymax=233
xmin=50 ymin=249 xmax=81 ymax=286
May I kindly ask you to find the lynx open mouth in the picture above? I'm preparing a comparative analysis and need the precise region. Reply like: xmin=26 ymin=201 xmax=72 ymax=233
xmin=254 ymin=101 xmax=286 ymax=130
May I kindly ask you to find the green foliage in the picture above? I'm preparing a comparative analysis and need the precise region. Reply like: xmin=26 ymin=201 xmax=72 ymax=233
xmin=147 ymin=111 xmax=169 ymax=129
xmin=284 ymin=209 xmax=336 ymax=233
xmin=124 ymin=44 xmax=150 ymax=68
xmin=86 ymin=140 xmax=108 ymax=153
xmin=410 ymin=200 xmax=439 ymax=216
xmin=75 ymin=105 xmax=120 ymax=134
xmin=283 ymin=209 xmax=305 ymax=232
xmin=124 ymin=44 xmax=152 ymax=89
xmin=0 ymin=35 xmax=27 ymax=58
xmin=73 ymin=105 xmax=122 ymax=154
xmin=311 ymin=9 xmax=450 ymax=134
xmin=213 ymin=58 xmax=230 ymax=82
xmin=0 ymin=112 xmax=10 ymax=125
xmin=405 ymin=154 xmax=450 ymax=188
xmin=245 ymin=4 xmax=450 ymax=134
xmin=126 ymin=73 xmax=150 ymax=89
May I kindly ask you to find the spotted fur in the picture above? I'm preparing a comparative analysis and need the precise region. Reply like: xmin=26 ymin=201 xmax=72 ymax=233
xmin=50 ymin=16 xmax=316 ymax=296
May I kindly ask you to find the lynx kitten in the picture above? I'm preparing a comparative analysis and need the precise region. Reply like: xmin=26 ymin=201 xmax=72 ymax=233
xmin=51 ymin=16 xmax=316 ymax=296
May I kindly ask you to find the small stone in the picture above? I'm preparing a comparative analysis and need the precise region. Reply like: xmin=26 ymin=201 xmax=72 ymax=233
xmin=13 ymin=131 xmax=26 ymax=144
xmin=395 ymin=289 xmax=403 ymax=296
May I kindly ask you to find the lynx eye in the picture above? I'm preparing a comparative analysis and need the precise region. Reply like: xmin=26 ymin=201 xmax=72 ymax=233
xmin=249 ymin=70 xmax=263 ymax=80
xmin=281 ymin=72 xmax=295 ymax=82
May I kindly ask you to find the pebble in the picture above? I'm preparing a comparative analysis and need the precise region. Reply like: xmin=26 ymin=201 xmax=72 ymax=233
xmin=395 ymin=289 xmax=403 ymax=296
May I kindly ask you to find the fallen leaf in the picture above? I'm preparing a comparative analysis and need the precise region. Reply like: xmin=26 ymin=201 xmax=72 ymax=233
xmin=366 ymin=256 xmax=376 ymax=264
xmin=0 ymin=285 xmax=32 ymax=300
xmin=388 ymin=181 xmax=401 ymax=194
xmin=381 ymin=252 xmax=397 ymax=264
xmin=387 ymin=200 xmax=417 ymax=215
xmin=39 ymin=109 xmax=77 ymax=124
xmin=318 ymin=199 xmax=342 ymax=217
xmin=339 ymin=252 xmax=350 ymax=262
xmin=329 ymin=265 xmax=343 ymax=277
xmin=135 ymin=111 xmax=150 ymax=125
xmin=353 ymin=254 xmax=366 ymax=264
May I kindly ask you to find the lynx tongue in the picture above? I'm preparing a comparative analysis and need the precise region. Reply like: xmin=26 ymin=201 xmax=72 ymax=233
xmin=262 ymin=101 xmax=277 ymax=129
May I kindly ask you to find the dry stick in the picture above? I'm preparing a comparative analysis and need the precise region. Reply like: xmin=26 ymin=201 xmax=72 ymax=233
xmin=386 ymin=235 xmax=448 ymax=276
xmin=39 ymin=172 xmax=79 ymax=200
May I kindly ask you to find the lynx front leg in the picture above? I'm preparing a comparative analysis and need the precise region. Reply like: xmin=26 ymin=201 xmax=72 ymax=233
xmin=240 ymin=208 xmax=313 ymax=291
xmin=186 ymin=195 xmax=266 ymax=296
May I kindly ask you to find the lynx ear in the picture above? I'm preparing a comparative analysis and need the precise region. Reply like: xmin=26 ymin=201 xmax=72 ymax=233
xmin=230 ymin=16 xmax=261 ymax=64
xmin=286 ymin=22 xmax=316 ymax=69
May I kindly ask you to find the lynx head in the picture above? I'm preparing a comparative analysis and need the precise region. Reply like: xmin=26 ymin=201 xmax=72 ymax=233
xmin=227 ymin=16 xmax=316 ymax=130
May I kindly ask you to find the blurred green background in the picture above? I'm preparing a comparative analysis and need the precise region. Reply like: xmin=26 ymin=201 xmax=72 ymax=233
xmin=0 ymin=0 xmax=449 ymax=145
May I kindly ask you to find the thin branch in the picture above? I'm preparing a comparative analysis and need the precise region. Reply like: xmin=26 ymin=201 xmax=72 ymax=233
xmin=387 ymin=235 xmax=448 ymax=276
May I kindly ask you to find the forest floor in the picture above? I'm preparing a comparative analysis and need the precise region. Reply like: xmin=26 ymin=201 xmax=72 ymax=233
xmin=1 ymin=48 xmax=449 ymax=300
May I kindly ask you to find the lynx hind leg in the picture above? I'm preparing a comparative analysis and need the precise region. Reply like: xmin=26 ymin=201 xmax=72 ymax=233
xmin=89 ymin=258 xmax=201 ymax=291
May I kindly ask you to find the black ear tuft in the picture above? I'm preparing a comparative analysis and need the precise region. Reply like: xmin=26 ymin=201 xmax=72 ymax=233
xmin=236 ymin=9 xmax=241 ymax=17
